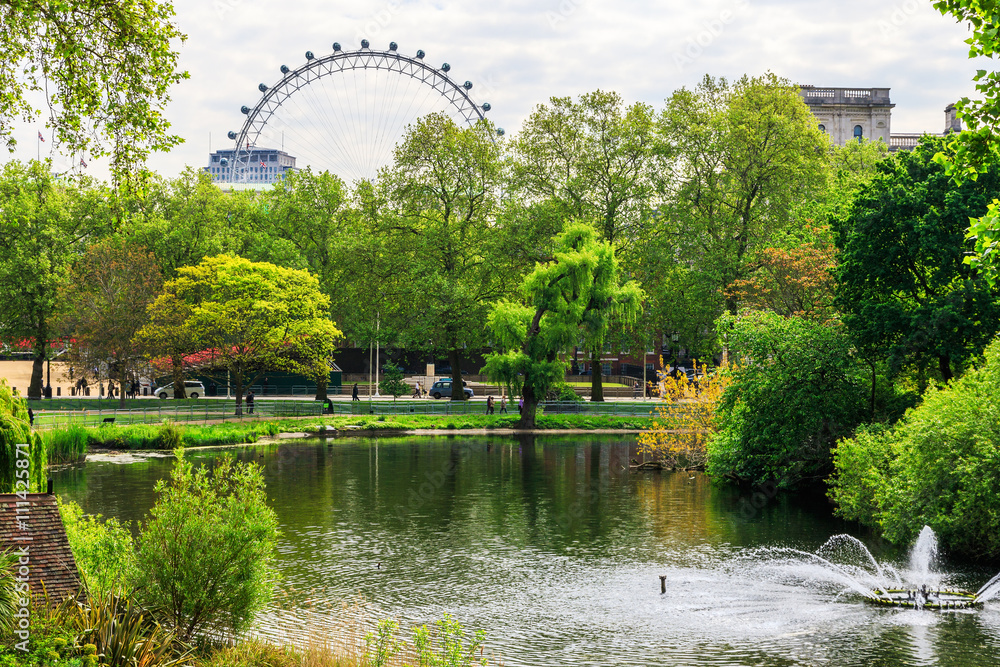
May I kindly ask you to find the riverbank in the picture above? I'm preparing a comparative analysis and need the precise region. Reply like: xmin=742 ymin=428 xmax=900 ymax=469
xmin=42 ymin=413 xmax=654 ymax=461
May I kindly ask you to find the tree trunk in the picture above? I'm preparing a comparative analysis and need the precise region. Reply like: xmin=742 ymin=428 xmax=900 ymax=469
xmin=171 ymin=355 xmax=187 ymax=399
xmin=28 ymin=352 xmax=43 ymax=400
xmin=590 ymin=348 xmax=604 ymax=402
xmin=448 ymin=348 xmax=467 ymax=401
xmin=939 ymin=355 xmax=953 ymax=382
xmin=234 ymin=376 xmax=244 ymax=416
xmin=518 ymin=382 xmax=540 ymax=429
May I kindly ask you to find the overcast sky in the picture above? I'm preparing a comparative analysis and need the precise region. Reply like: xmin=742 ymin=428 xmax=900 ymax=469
xmin=10 ymin=0 xmax=986 ymax=181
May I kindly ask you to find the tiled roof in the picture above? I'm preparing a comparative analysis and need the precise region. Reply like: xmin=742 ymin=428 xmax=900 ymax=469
xmin=0 ymin=493 xmax=80 ymax=601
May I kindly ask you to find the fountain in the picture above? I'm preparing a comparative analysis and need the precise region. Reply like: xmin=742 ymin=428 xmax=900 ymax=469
xmin=719 ymin=526 xmax=1000 ymax=612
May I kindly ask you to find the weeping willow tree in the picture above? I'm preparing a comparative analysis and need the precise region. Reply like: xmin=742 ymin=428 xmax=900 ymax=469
xmin=483 ymin=222 xmax=644 ymax=428
xmin=0 ymin=379 xmax=46 ymax=493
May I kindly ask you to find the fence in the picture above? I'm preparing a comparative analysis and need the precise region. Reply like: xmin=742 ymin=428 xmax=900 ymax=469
xmin=27 ymin=398 xmax=674 ymax=430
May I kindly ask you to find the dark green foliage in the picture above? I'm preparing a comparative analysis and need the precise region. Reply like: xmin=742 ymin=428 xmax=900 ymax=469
xmin=379 ymin=363 xmax=410 ymax=401
xmin=835 ymin=136 xmax=1000 ymax=381
xmin=708 ymin=312 xmax=869 ymax=488
xmin=830 ymin=336 xmax=1000 ymax=559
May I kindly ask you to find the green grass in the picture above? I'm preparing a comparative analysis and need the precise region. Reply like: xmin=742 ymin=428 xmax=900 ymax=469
xmin=294 ymin=413 xmax=652 ymax=432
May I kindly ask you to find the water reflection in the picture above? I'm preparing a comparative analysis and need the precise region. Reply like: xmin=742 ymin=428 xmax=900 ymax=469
xmin=51 ymin=435 xmax=1000 ymax=666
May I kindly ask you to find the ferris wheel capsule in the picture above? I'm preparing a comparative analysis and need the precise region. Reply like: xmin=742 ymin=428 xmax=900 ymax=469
xmin=280 ymin=65 xmax=290 ymax=74
xmin=482 ymin=103 xmax=491 ymax=112
xmin=258 ymin=83 xmax=268 ymax=93
xmin=463 ymin=81 xmax=473 ymax=90
xmin=416 ymin=50 xmax=425 ymax=59
xmin=333 ymin=42 xmax=342 ymax=51
xmin=497 ymin=128 xmax=505 ymax=136
xmin=220 ymin=157 xmax=229 ymax=166
xmin=241 ymin=105 xmax=251 ymax=114
xmin=389 ymin=42 xmax=398 ymax=51
xmin=305 ymin=51 xmax=315 ymax=60
xmin=227 ymin=131 xmax=237 ymax=140
xmin=361 ymin=39 xmax=370 ymax=49
xmin=441 ymin=63 xmax=451 ymax=72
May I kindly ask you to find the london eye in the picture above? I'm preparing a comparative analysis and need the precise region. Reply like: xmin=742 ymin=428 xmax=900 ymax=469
xmin=219 ymin=41 xmax=499 ymax=185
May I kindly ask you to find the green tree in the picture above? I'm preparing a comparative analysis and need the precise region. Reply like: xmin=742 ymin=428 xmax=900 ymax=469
xmin=830 ymin=335 xmax=1000 ymax=559
xmin=655 ymin=74 xmax=828 ymax=317
xmin=139 ymin=255 xmax=342 ymax=414
xmin=0 ymin=161 xmax=106 ymax=398
xmin=135 ymin=449 xmax=280 ymax=641
xmin=835 ymin=136 xmax=1000 ymax=382
xmin=381 ymin=114 xmax=512 ymax=398
xmin=483 ymin=222 xmax=643 ymax=428
xmin=0 ymin=378 xmax=46 ymax=493
xmin=513 ymin=90 xmax=656 ymax=400
xmin=57 ymin=238 xmax=163 ymax=407
xmin=0 ymin=0 xmax=188 ymax=179
xmin=708 ymin=311 xmax=869 ymax=489
xmin=378 ymin=362 xmax=409 ymax=401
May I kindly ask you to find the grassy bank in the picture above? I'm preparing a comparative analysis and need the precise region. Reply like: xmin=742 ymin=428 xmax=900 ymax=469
xmin=42 ymin=412 xmax=653 ymax=461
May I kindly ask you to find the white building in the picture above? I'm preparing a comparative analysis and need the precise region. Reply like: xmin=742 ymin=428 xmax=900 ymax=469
xmin=205 ymin=147 xmax=298 ymax=186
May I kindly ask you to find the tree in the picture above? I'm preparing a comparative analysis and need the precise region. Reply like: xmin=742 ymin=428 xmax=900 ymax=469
xmin=0 ymin=0 xmax=188 ymax=180
xmin=378 ymin=362 xmax=409 ymax=401
xmin=0 ymin=378 xmax=46 ymax=494
xmin=381 ymin=114 xmax=512 ymax=399
xmin=830 ymin=335 xmax=1000 ymax=559
xmin=513 ymin=90 xmax=656 ymax=400
xmin=134 ymin=449 xmax=280 ymax=640
xmin=0 ymin=160 xmax=107 ymax=398
xmin=58 ymin=238 xmax=163 ymax=407
xmin=708 ymin=311 xmax=869 ymax=489
xmin=835 ymin=137 xmax=1000 ymax=382
xmin=482 ymin=222 xmax=643 ymax=428
xmin=139 ymin=255 xmax=342 ymax=414
xmin=655 ymin=74 xmax=829 ymax=316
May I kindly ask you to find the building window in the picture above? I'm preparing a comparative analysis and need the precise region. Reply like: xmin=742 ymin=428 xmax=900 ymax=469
xmin=212 ymin=155 xmax=220 ymax=162
xmin=602 ymin=362 xmax=612 ymax=376
xmin=854 ymin=125 xmax=863 ymax=143
xmin=818 ymin=124 xmax=826 ymax=132
xmin=269 ymin=154 xmax=277 ymax=162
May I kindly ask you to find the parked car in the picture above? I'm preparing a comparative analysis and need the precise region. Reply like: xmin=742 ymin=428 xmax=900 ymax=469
xmin=428 ymin=379 xmax=474 ymax=400
xmin=154 ymin=380 xmax=206 ymax=399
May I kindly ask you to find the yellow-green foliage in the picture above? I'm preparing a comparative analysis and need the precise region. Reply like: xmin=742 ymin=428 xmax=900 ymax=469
xmin=830 ymin=337 xmax=1000 ymax=558
xmin=0 ymin=378 xmax=46 ymax=492
xmin=59 ymin=500 xmax=137 ymax=596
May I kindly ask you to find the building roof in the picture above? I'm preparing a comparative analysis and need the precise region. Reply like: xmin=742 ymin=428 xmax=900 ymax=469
xmin=0 ymin=493 xmax=80 ymax=601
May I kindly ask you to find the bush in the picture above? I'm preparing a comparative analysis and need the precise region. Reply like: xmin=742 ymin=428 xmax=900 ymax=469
xmin=830 ymin=337 xmax=1000 ymax=558
xmin=0 ymin=379 xmax=46 ymax=492
xmin=708 ymin=312 xmax=869 ymax=488
xmin=58 ymin=500 xmax=136 ymax=596
xmin=135 ymin=448 xmax=280 ymax=641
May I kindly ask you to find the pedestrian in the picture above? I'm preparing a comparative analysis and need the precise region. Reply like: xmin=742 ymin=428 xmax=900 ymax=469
xmin=499 ymin=394 xmax=507 ymax=414
xmin=27 ymin=407 xmax=33 ymax=427
xmin=246 ymin=390 xmax=255 ymax=414
xmin=352 ymin=383 xmax=360 ymax=401
xmin=486 ymin=395 xmax=494 ymax=415
xmin=106 ymin=381 xmax=114 ymax=400
xmin=518 ymin=396 xmax=523 ymax=414
xmin=413 ymin=381 xmax=422 ymax=398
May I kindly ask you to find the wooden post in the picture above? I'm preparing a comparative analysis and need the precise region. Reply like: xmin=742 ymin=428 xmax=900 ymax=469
xmin=659 ymin=575 xmax=666 ymax=594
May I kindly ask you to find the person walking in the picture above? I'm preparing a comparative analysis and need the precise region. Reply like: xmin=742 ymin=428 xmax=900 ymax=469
xmin=246 ymin=390 xmax=255 ymax=415
xmin=518 ymin=396 xmax=524 ymax=414
xmin=413 ymin=381 xmax=422 ymax=398
xmin=486 ymin=395 xmax=494 ymax=415
xmin=499 ymin=394 xmax=507 ymax=414
xmin=352 ymin=383 xmax=360 ymax=401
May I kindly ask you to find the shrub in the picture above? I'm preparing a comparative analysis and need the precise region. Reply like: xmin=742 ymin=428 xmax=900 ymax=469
xmin=830 ymin=337 xmax=1000 ymax=558
xmin=58 ymin=500 xmax=136 ymax=596
xmin=0 ymin=379 xmax=46 ymax=492
xmin=412 ymin=613 xmax=488 ymax=667
xmin=0 ymin=551 xmax=18 ymax=633
xmin=135 ymin=448 xmax=280 ymax=641
xmin=708 ymin=312 xmax=869 ymax=489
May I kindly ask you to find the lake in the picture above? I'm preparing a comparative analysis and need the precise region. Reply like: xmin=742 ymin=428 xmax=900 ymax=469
xmin=51 ymin=434 xmax=1000 ymax=666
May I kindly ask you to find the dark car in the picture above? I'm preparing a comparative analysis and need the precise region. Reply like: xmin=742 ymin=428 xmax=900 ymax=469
xmin=428 ymin=379 xmax=474 ymax=400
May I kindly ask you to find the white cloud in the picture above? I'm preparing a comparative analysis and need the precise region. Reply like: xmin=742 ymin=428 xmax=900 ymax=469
xmin=5 ymin=0 xmax=988 ymax=181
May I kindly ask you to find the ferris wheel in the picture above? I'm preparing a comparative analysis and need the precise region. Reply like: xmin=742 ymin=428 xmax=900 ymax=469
xmin=220 ymin=41 xmax=500 ymax=185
